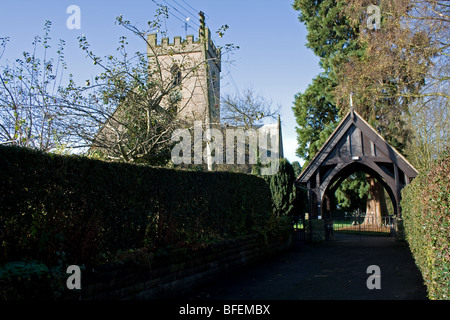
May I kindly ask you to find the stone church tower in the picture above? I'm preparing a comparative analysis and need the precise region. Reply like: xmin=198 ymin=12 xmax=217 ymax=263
xmin=146 ymin=12 xmax=221 ymax=126
xmin=91 ymin=12 xmax=283 ymax=171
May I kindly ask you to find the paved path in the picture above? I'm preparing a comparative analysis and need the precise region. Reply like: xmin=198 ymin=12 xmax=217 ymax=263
xmin=183 ymin=238 xmax=428 ymax=300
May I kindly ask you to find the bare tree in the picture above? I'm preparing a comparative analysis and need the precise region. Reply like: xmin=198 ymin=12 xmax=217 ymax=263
xmin=336 ymin=0 xmax=448 ymax=127
xmin=58 ymin=22 xmax=187 ymax=164
xmin=406 ymin=92 xmax=450 ymax=172
xmin=332 ymin=0 xmax=446 ymax=223
xmin=58 ymin=10 xmax=227 ymax=165
xmin=1 ymin=5 xmax=234 ymax=167
xmin=0 ymin=21 xmax=68 ymax=151
xmin=343 ymin=0 xmax=450 ymax=222
xmin=407 ymin=0 xmax=449 ymax=101
xmin=220 ymin=88 xmax=280 ymax=129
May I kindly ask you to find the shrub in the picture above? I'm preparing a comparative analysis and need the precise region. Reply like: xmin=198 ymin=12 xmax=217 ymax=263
xmin=263 ymin=158 xmax=296 ymax=217
xmin=0 ymin=260 xmax=53 ymax=299
xmin=401 ymin=148 xmax=450 ymax=300
xmin=0 ymin=145 xmax=273 ymax=268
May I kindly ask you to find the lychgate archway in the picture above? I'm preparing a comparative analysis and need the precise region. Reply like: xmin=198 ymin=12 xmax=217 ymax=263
xmin=296 ymin=109 xmax=418 ymax=220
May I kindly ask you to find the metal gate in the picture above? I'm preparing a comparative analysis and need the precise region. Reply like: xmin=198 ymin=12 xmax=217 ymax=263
xmin=292 ymin=215 xmax=306 ymax=242
xmin=327 ymin=209 xmax=395 ymax=241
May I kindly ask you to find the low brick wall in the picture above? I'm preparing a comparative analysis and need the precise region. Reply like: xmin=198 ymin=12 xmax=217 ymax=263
xmin=80 ymin=228 xmax=292 ymax=300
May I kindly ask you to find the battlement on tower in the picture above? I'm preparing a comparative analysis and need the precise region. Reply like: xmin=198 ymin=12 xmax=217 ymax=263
xmin=147 ymin=33 xmax=198 ymax=48
xmin=147 ymin=28 xmax=221 ymax=70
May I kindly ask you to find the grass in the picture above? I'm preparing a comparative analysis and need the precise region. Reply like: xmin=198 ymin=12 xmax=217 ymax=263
xmin=293 ymin=219 xmax=392 ymax=237
xmin=293 ymin=222 xmax=304 ymax=229
xmin=333 ymin=223 xmax=391 ymax=236
xmin=334 ymin=229 xmax=390 ymax=236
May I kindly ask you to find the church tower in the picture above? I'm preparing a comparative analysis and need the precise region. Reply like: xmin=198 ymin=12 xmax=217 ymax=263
xmin=146 ymin=12 xmax=221 ymax=126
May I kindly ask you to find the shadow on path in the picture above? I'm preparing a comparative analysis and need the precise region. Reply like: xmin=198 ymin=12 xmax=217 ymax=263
xmin=183 ymin=238 xmax=428 ymax=300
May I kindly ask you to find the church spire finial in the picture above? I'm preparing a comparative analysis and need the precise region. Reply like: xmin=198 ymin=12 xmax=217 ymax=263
xmin=350 ymin=92 xmax=355 ymax=120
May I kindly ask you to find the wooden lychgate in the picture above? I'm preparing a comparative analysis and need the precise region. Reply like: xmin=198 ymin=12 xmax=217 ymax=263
xmin=296 ymin=109 xmax=418 ymax=219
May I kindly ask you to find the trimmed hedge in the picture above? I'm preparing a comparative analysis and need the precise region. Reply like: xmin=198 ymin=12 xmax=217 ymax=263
xmin=401 ymin=149 xmax=450 ymax=300
xmin=0 ymin=146 xmax=273 ymax=268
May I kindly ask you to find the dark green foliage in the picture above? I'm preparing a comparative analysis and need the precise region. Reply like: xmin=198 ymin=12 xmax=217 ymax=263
xmin=264 ymin=159 xmax=296 ymax=217
xmin=291 ymin=161 xmax=302 ymax=178
xmin=0 ymin=146 xmax=273 ymax=268
xmin=263 ymin=159 xmax=307 ymax=218
xmin=0 ymin=261 xmax=47 ymax=299
xmin=293 ymin=0 xmax=361 ymax=76
xmin=291 ymin=0 xmax=362 ymax=164
xmin=335 ymin=172 xmax=369 ymax=212
xmin=292 ymin=75 xmax=339 ymax=164
xmin=291 ymin=161 xmax=308 ymax=217
xmin=401 ymin=149 xmax=450 ymax=300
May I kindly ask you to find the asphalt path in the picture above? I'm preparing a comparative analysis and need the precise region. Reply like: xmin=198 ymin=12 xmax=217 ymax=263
xmin=183 ymin=238 xmax=428 ymax=300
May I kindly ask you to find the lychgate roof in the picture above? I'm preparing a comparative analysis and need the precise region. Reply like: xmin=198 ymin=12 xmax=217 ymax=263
xmin=296 ymin=109 xmax=418 ymax=217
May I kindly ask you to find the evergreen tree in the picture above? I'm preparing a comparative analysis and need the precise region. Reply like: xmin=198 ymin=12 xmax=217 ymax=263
xmin=291 ymin=161 xmax=309 ymax=217
xmin=292 ymin=75 xmax=338 ymax=164
xmin=292 ymin=0 xmax=363 ymax=163
xmin=264 ymin=158 xmax=296 ymax=217
xmin=291 ymin=161 xmax=302 ymax=178
xmin=292 ymin=0 xmax=365 ymax=211
xmin=334 ymin=172 xmax=369 ymax=212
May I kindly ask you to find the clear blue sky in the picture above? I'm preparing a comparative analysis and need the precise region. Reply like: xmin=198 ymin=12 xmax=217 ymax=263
xmin=0 ymin=0 xmax=321 ymax=165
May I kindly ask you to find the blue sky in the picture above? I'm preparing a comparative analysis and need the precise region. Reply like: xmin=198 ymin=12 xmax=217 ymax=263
xmin=0 ymin=0 xmax=322 ymax=165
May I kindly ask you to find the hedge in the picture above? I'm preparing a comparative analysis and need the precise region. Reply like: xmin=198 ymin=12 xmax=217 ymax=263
xmin=401 ymin=149 xmax=450 ymax=300
xmin=0 ymin=146 xmax=273 ymax=268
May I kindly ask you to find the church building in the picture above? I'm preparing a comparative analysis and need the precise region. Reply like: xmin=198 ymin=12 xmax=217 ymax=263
xmin=92 ymin=12 xmax=283 ymax=172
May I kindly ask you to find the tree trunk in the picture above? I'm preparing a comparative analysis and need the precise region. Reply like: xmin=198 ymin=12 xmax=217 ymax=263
xmin=363 ymin=176 xmax=388 ymax=226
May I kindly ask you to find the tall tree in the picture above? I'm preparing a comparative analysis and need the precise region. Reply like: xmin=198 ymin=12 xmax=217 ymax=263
xmin=292 ymin=75 xmax=338 ymax=164
xmin=264 ymin=158 xmax=297 ymax=217
xmin=292 ymin=0 xmax=362 ymax=164
xmin=400 ymin=0 xmax=449 ymax=172
xmin=292 ymin=0 xmax=367 ymax=214
xmin=334 ymin=172 xmax=369 ymax=212
xmin=335 ymin=0 xmax=433 ymax=152
xmin=334 ymin=0 xmax=435 ymax=222
xmin=292 ymin=0 xmax=434 ymax=221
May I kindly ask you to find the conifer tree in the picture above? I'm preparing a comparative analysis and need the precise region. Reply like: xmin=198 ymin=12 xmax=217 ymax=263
xmin=292 ymin=0 xmax=362 ymax=164
xmin=292 ymin=0 xmax=365 ymax=213
xmin=264 ymin=158 xmax=296 ymax=217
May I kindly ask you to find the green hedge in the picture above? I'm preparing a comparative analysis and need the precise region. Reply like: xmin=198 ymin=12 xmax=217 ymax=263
xmin=0 ymin=146 xmax=273 ymax=268
xmin=401 ymin=149 xmax=450 ymax=300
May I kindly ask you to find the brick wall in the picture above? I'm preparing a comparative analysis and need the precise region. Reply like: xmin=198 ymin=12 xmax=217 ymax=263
xmin=81 ymin=228 xmax=292 ymax=300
